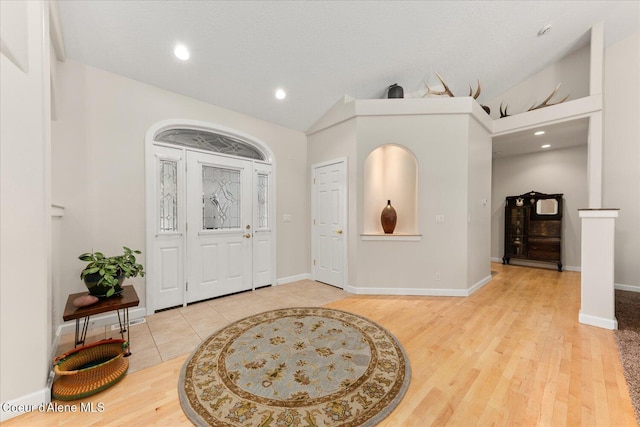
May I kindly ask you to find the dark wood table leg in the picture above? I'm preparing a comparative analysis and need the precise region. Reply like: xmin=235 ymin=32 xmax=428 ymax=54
xmin=74 ymin=316 xmax=91 ymax=347
xmin=116 ymin=308 xmax=132 ymax=356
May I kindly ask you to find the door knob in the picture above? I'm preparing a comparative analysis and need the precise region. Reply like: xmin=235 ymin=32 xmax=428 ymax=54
xmin=335 ymin=229 xmax=343 ymax=234
xmin=243 ymin=233 xmax=251 ymax=238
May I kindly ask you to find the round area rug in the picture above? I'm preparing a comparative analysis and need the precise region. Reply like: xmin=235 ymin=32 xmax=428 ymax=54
xmin=179 ymin=307 xmax=411 ymax=426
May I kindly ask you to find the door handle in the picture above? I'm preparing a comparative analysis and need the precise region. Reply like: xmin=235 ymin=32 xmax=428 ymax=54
xmin=335 ymin=229 xmax=343 ymax=234
xmin=243 ymin=233 xmax=252 ymax=238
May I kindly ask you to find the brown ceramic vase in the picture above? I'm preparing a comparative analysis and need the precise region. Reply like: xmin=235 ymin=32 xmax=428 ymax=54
xmin=381 ymin=200 xmax=397 ymax=234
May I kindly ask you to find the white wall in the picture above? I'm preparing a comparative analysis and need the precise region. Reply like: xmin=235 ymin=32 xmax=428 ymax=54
xmin=308 ymin=101 xmax=492 ymax=294
xmin=0 ymin=0 xmax=51 ymax=418
xmin=485 ymin=44 xmax=590 ymax=119
xmin=603 ymin=31 xmax=640 ymax=289
xmin=307 ymin=119 xmax=358 ymax=285
xmin=356 ymin=114 xmax=477 ymax=292
xmin=491 ymin=145 xmax=588 ymax=270
xmin=467 ymin=118 xmax=493 ymax=288
xmin=51 ymin=60 xmax=309 ymax=320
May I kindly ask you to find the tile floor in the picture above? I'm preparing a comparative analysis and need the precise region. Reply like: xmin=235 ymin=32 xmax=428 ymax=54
xmin=56 ymin=280 xmax=351 ymax=373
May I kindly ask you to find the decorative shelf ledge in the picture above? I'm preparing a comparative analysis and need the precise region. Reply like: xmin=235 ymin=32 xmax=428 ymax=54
xmin=361 ymin=233 xmax=422 ymax=241
xmin=578 ymin=208 xmax=620 ymax=218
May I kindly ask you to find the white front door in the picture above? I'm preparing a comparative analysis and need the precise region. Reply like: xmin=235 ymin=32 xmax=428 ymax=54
xmin=148 ymin=144 xmax=274 ymax=311
xmin=186 ymin=151 xmax=253 ymax=302
xmin=312 ymin=159 xmax=347 ymax=288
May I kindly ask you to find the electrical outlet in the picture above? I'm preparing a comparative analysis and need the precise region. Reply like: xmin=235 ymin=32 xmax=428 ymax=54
xmin=283 ymin=214 xmax=293 ymax=222
xmin=435 ymin=215 xmax=445 ymax=223
xmin=435 ymin=272 xmax=441 ymax=280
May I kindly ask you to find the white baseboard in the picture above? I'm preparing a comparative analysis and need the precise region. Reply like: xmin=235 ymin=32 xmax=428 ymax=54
xmin=579 ymin=311 xmax=618 ymax=330
xmin=345 ymin=276 xmax=492 ymax=297
xmin=0 ymin=388 xmax=49 ymax=422
xmin=615 ymin=283 xmax=640 ymax=292
xmin=345 ymin=286 xmax=468 ymax=296
xmin=491 ymin=257 xmax=580 ymax=272
xmin=467 ymin=275 xmax=493 ymax=295
xmin=276 ymin=273 xmax=311 ymax=285
xmin=55 ymin=307 xmax=147 ymax=337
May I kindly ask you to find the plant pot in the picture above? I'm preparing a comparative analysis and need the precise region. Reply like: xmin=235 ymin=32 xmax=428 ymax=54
xmin=83 ymin=272 xmax=125 ymax=298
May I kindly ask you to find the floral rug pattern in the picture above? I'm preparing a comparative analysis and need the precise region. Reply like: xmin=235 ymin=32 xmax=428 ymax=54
xmin=179 ymin=307 xmax=411 ymax=426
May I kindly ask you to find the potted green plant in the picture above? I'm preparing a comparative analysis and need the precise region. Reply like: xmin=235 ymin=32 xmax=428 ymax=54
xmin=79 ymin=247 xmax=145 ymax=297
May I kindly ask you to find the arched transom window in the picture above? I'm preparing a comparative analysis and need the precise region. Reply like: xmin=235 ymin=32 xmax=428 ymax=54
xmin=155 ymin=128 xmax=267 ymax=161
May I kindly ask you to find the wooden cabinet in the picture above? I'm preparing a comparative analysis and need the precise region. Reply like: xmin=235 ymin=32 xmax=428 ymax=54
xmin=502 ymin=191 xmax=563 ymax=271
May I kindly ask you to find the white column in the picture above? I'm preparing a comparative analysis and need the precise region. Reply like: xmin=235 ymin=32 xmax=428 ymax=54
xmin=578 ymin=209 xmax=619 ymax=330
xmin=587 ymin=112 xmax=603 ymax=208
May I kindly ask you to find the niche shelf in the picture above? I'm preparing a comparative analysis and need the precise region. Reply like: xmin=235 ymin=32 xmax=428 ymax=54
xmin=360 ymin=233 xmax=421 ymax=241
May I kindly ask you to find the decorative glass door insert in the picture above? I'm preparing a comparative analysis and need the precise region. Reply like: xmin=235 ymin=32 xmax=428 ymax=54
xmin=159 ymin=159 xmax=178 ymax=232
xmin=202 ymin=166 xmax=241 ymax=230
xmin=257 ymin=173 xmax=269 ymax=229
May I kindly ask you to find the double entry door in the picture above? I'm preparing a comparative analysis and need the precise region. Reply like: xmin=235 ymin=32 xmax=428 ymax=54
xmin=150 ymin=145 xmax=272 ymax=311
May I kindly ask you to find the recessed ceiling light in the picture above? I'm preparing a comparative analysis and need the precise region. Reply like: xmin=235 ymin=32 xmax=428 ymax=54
xmin=541 ymin=144 xmax=551 ymax=149
xmin=174 ymin=44 xmax=190 ymax=61
xmin=275 ymin=88 xmax=286 ymax=100
xmin=534 ymin=130 xmax=545 ymax=136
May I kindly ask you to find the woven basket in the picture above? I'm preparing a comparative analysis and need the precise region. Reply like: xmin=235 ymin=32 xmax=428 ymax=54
xmin=52 ymin=339 xmax=129 ymax=401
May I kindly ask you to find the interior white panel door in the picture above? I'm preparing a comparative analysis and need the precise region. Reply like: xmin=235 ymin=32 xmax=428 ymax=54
xmin=312 ymin=160 xmax=346 ymax=288
xmin=186 ymin=151 xmax=253 ymax=303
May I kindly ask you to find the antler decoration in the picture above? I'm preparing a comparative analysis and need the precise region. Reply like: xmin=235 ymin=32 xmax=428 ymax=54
xmin=425 ymin=73 xmax=490 ymax=114
xmin=528 ymin=83 xmax=569 ymax=111
xmin=470 ymin=81 xmax=491 ymax=114
xmin=498 ymin=84 xmax=569 ymax=118
xmin=424 ymin=72 xmax=455 ymax=97
xmin=469 ymin=80 xmax=481 ymax=100
xmin=499 ymin=102 xmax=510 ymax=118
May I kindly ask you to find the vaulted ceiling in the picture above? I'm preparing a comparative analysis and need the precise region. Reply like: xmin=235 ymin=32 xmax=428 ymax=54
xmin=57 ymin=1 xmax=639 ymax=133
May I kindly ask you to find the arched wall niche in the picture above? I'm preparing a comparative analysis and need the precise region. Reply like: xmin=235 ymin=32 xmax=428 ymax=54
xmin=363 ymin=144 xmax=418 ymax=234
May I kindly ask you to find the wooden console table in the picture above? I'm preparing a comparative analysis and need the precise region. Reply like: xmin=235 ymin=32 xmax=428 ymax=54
xmin=63 ymin=285 xmax=139 ymax=356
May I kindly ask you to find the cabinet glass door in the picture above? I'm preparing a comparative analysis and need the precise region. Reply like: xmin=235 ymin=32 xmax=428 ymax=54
xmin=507 ymin=207 xmax=527 ymax=256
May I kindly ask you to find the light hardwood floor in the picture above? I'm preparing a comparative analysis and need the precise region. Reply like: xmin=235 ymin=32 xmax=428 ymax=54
xmin=6 ymin=263 xmax=637 ymax=426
